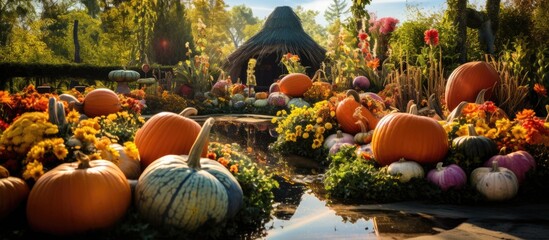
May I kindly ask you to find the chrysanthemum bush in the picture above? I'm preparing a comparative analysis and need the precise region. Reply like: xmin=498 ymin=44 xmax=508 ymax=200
xmin=270 ymin=100 xmax=339 ymax=162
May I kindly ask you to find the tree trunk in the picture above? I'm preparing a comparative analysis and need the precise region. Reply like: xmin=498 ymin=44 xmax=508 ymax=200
xmin=455 ymin=0 xmax=468 ymax=63
xmin=73 ymin=20 xmax=81 ymax=63
xmin=486 ymin=0 xmax=500 ymax=46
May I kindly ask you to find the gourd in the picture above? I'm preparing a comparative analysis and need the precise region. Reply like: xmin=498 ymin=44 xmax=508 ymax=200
xmin=253 ymin=99 xmax=269 ymax=107
xmin=387 ymin=159 xmax=425 ymax=183
xmin=82 ymin=88 xmax=121 ymax=117
xmin=324 ymin=130 xmax=355 ymax=149
xmin=372 ymin=104 xmax=448 ymax=166
xmin=278 ymin=73 xmax=313 ymax=97
xmin=134 ymin=109 xmax=206 ymax=168
xmin=471 ymin=161 xmax=519 ymax=201
xmin=27 ymin=152 xmax=131 ymax=235
xmin=287 ymin=98 xmax=310 ymax=108
xmin=336 ymin=90 xmax=379 ymax=135
xmin=255 ymin=92 xmax=268 ymax=99
xmin=352 ymin=76 xmax=370 ymax=91
xmin=483 ymin=148 xmax=535 ymax=184
xmin=353 ymin=106 xmax=374 ymax=144
xmin=110 ymin=143 xmax=141 ymax=180
xmin=267 ymin=92 xmax=290 ymax=107
xmin=108 ymin=69 xmax=140 ymax=82
xmin=427 ymin=162 xmax=467 ymax=191
xmin=329 ymin=142 xmax=354 ymax=156
xmin=452 ymin=124 xmax=498 ymax=172
xmin=135 ymin=118 xmax=243 ymax=231
xmin=445 ymin=61 xmax=499 ymax=111
xmin=0 ymin=166 xmax=29 ymax=219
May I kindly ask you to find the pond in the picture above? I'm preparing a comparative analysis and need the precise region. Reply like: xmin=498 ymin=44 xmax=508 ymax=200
xmin=200 ymin=115 xmax=464 ymax=239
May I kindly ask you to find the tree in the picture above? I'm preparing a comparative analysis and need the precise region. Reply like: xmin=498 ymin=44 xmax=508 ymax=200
xmin=151 ymin=0 xmax=194 ymax=65
xmin=80 ymin=0 xmax=101 ymax=18
xmin=349 ymin=0 xmax=371 ymax=38
xmin=447 ymin=0 xmax=468 ymax=63
xmin=294 ymin=6 xmax=327 ymax=48
xmin=324 ymin=0 xmax=349 ymax=23
xmin=228 ymin=5 xmax=258 ymax=48
xmin=0 ymin=0 xmax=35 ymax=46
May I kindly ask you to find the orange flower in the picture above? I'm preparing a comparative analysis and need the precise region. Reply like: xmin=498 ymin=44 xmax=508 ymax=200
xmin=207 ymin=152 xmax=217 ymax=160
xmin=367 ymin=58 xmax=380 ymax=70
xmin=534 ymin=83 xmax=547 ymax=97
xmin=229 ymin=164 xmax=239 ymax=174
xmin=515 ymin=109 xmax=536 ymax=121
xmin=218 ymin=157 xmax=229 ymax=167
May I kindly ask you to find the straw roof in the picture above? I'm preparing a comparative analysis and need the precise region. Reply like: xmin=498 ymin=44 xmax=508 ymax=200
xmin=224 ymin=6 xmax=326 ymax=82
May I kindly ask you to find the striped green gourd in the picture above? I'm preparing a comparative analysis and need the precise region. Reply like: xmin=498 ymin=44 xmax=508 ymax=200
xmin=135 ymin=118 xmax=243 ymax=231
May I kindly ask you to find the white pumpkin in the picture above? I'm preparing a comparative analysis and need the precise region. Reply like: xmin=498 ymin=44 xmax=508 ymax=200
xmin=387 ymin=159 xmax=425 ymax=183
xmin=470 ymin=161 xmax=519 ymax=201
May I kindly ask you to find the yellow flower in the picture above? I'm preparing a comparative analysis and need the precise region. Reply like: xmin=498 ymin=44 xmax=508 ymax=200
xmin=316 ymin=117 xmax=323 ymax=124
xmin=23 ymin=160 xmax=44 ymax=181
xmin=511 ymin=125 xmax=527 ymax=139
xmin=495 ymin=118 xmax=512 ymax=133
xmin=312 ymin=138 xmax=322 ymax=149
xmin=324 ymin=122 xmax=333 ymax=130
xmin=53 ymin=144 xmax=68 ymax=159
xmin=124 ymin=142 xmax=140 ymax=160
xmin=484 ymin=128 xmax=498 ymax=139
xmin=302 ymin=132 xmax=310 ymax=139
xmin=456 ymin=125 xmax=469 ymax=137
xmin=305 ymin=124 xmax=314 ymax=132
xmin=67 ymin=110 xmax=80 ymax=123
xmin=316 ymin=126 xmax=325 ymax=135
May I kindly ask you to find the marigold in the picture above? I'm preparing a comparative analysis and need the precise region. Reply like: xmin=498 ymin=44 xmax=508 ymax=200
xmin=229 ymin=164 xmax=239 ymax=174
xmin=23 ymin=160 xmax=44 ymax=181
xmin=218 ymin=157 xmax=229 ymax=167
xmin=534 ymin=83 xmax=547 ymax=97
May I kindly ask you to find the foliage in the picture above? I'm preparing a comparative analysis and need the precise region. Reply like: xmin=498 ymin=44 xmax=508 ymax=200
xmin=228 ymin=5 xmax=259 ymax=48
xmin=173 ymin=43 xmax=215 ymax=94
xmin=140 ymin=90 xmax=190 ymax=115
xmin=323 ymin=144 xmax=484 ymax=204
xmin=293 ymin=6 xmax=328 ymax=48
xmin=189 ymin=0 xmax=231 ymax=65
xmin=270 ymin=100 xmax=338 ymax=162
xmin=280 ymin=53 xmax=308 ymax=74
xmin=96 ymin=111 xmax=145 ymax=143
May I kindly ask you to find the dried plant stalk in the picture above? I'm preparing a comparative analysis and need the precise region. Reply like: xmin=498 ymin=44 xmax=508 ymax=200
xmin=487 ymin=55 xmax=530 ymax=117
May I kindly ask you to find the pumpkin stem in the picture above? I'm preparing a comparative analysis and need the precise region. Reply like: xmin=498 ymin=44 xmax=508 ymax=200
xmin=346 ymin=89 xmax=360 ymax=102
xmin=466 ymin=124 xmax=478 ymax=136
xmin=475 ymin=89 xmax=488 ymax=104
xmin=0 ymin=165 xmax=9 ymax=178
xmin=436 ymin=162 xmax=444 ymax=171
xmin=408 ymin=104 xmax=419 ymax=115
xmin=188 ymin=117 xmax=215 ymax=169
xmin=179 ymin=107 xmax=198 ymax=117
xmin=75 ymin=151 xmax=91 ymax=169
xmin=499 ymin=147 xmax=507 ymax=155
xmin=353 ymin=106 xmax=369 ymax=133
xmin=336 ymin=130 xmax=343 ymax=139
xmin=398 ymin=158 xmax=406 ymax=163
xmin=491 ymin=161 xmax=500 ymax=172
xmin=428 ymin=94 xmax=445 ymax=119
xmin=406 ymin=100 xmax=415 ymax=114
xmin=446 ymin=101 xmax=468 ymax=123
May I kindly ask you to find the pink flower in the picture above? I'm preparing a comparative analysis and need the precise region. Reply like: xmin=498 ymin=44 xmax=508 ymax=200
xmin=379 ymin=17 xmax=399 ymax=35
xmin=424 ymin=28 xmax=439 ymax=46
xmin=358 ymin=31 xmax=368 ymax=41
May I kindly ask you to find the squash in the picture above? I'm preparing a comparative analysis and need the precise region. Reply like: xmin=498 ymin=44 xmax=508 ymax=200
xmin=387 ymin=159 xmax=425 ymax=183
xmin=287 ymin=98 xmax=310 ymax=108
xmin=253 ymin=99 xmax=269 ymax=107
xmin=427 ymin=162 xmax=467 ymax=191
xmin=135 ymin=118 xmax=243 ymax=230
xmin=267 ymin=92 xmax=290 ymax=107
xmin=82 ymin=88 xmax=121 ymax=117
xmin=353 ymin=106 xmax=374 ymax=144
xmin=134 ymin=111 xmax=206 ymax=169
xmin=329 ymin=142 xmax=354 ymax=156
xmin=27 ymin=152 xmax=131 ymax=235
xmin=279 ymin=73 xmax=313 ymax=97
xmin=483 ymin=148 xmax=535 ymax=184
xmin=324 ymin=130 xmax=355 ymax=149
xmin=110 ymin=143 xmax=141 ymax=180
xmin=352 ymin=76 xmax=370 ymax=91
xmin=108 ymin=69 xmax=140 ymax=82
xmin=452 ymin=124 xmax=498 ymax=172
xmin=0 ymin=166 xmax=29 ymax=219
xmin=471 ymin=161 xmax=519 ymax=201
xmin=336 ymin=90 xmax=379 ymax=134
xmin=445 ymin=61 xmax=499 ymax=111
xmin=255 ymin=91 xmax=269 ymax=99
xmin=372 ymin=104 xmax=448 ymax=166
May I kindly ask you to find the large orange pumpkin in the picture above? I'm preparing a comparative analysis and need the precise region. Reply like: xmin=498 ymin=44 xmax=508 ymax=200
xmin=278 ymin=73 xmax=313 ymax=97
xmin=82 ymin=88 xmax=121 ymax=117
xmin=26 ymin=152 xmax=131 ymax=235
xmin=0 ymin=166 xmax=29 ymax=219
xmin=444 ymin=61 xmax=499 ymax=111
xmin=336 ymin=90 xmax=379 ymax=135
xmin=134 ymin=111 xmax=207 ymax=168
xmin=372 ymin=104 xmax=449 ymax=166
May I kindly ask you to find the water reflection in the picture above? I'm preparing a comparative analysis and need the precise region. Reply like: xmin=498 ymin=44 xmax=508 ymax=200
xmin=206 ymin=116 xmax=464 ymax=239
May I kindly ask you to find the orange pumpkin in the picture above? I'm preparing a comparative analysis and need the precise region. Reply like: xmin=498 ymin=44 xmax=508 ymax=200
xmin=82 ymin=88 xmax=121 ymax=117
xmin=336 ymin=90 xmax=379 ymax=135
xmin=255 ymin=91 xmax=269 ymax=99
xmin=26 ymin=152 xmax=131 ymax=235
xmin=372 ymin=104 xmax=449 ymax=166
xmin=279 ymin=73 xmax=313 ymax=97
xmin=445 ymin=61 xmax=499 ymax=111
xmin=134 ymin=111 xmax=207 ymax=168
xmin=0 ymin=166 xmax=29 ymax=219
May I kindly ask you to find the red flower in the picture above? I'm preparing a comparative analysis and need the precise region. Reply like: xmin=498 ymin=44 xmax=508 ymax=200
xmin=424 ymin=29 xmax=439 ymax=46
xmin=534 ymin=83 xmax=547 ymax=97
xmin=358 ymin=31 xmax=368 ymax=41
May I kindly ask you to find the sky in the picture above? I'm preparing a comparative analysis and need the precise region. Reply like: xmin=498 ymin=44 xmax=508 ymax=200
xmin=224 ymin=0 xmax=487 ymax=26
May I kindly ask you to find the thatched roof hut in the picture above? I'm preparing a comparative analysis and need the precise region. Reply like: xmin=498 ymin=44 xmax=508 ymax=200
xmin=224 ymin=6 xmax=326 ymax=91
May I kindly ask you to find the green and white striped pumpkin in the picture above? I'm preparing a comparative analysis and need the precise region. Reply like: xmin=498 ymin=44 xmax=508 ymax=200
xmin=135 ymin=118 xmax=243 ymax=230
xmin=108 ymin=70 xmax=140 ymax=82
